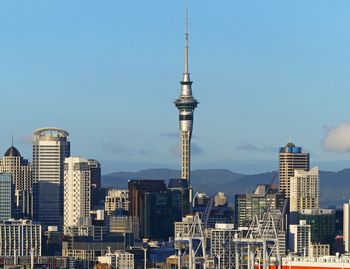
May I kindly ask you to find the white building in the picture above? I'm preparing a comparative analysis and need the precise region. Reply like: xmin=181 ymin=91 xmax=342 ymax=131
xmin=0 ymin=219 xmax=41 ymax=256
xmin=210 ymin=223 xmax=236 ymax=269
xmin=32 ymin=127 xmax=70 ymax=227
xmin=344 ymin=200 xmax=350 ymax=252
xmin=290 ymin=167 xmax=319 ymax=212
xmin=98 ymin=250 xmax=134 ymax=269
xmin=105 ymin=189 xmax=129 ymax=215
xmin=64 ymin=157 xmax=91 ymax=229
xmin=289 ymin=220 xmax=311 ymax=256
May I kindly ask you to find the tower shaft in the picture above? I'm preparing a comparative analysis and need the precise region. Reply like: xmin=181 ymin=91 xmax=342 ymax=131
xmin=174 ymin=11 xmax=198 ymax=181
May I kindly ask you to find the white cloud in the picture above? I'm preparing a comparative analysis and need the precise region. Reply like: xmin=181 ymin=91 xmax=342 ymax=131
xmin=323 ymin=122 xmax=350 ymax=152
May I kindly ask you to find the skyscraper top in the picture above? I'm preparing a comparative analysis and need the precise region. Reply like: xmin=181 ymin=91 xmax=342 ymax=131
xmin=4 ymin=146 xmax=21 ymax=157
xmin=33 ymin=127 xmax=69 ymax=141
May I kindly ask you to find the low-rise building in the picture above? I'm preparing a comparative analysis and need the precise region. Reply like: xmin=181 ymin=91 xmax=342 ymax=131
xmin=0 ymin=219 xmax=41 ymax=256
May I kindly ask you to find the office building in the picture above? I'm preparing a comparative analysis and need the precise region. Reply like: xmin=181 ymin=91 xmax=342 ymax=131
xmin=128 ymin=179 xmax=166 ymax=238
xmin=0 ymin=219 xmax=41 ymax=256
xmin=62 ymin=233 xmax=132 ymax=262
xmin=289 ymin=220 xmax=311 ymax=256
xmin=215 ymin=192 xmax=228 ymax=206
xmin=173 ymin=13 xmax=198 ymax=184
xmin=168 ymin=178 xmax=190 ymax=216
xmin=32 ymin=127 xmax=70 ymax=228
xmin=309 ymin=243 xmax=330 ymax=257
xmin=344 ymin=200 xmax=350 ymax=252
xmin=105 ymin=189 xmax=129 ymax=215
xmin=0 ymin=145 xmax=32 ymax=217
xmin=144 ymin=190 xmax=183 ymax=240
xmin=98 ymin=250 xmax=134 ymax=269
xmin=279 ymin=142 xmax=309 ymax=198
xmin=88 ymin=159 xmax=102 ymax=210
xmin=290 ymin=167 xmax=319 ymax=212
xmin=300 ymin=209 xmax=336 ymax=246
xmin=210 ymin=223 xmax=237 ymax=269
xmin=109 ymin=215 xmax=139 ymax=239
xmin=0 ymin=173 xmax=15 ymax=220
xmin=235 ymin=184 xmax=286 ymax=227
xmin=88 ymin=159 xmax=101 ymax=189
xmin=64 ymin=157 xmax=91 ymax=229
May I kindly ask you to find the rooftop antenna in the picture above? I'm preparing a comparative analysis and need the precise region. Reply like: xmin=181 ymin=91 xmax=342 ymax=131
xmin=11 ymin=134 xmax=14 ymax=147
xmin=184 ymin=8 xmax=189 ymax=74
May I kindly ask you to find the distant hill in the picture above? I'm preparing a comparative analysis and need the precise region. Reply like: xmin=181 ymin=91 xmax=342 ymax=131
xmin=102 ymin=168 xmax=243 ymax=193
xmin=102 ymin=168 xmax=350 ymax=207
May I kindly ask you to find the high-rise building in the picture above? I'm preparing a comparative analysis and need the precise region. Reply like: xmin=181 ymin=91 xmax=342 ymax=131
xmin=63 ymin=157 xmax=91 ymax=229
xmin=0 ymin=219 xmax=41 ymax=256
xmin=0 ymin=173 xmax=15 ymax=220
xmin=289 ymin=167 xmax=319 ymax=212
xmin=174 ymin=13 xmax=198 ymax=183
xmin=344 ymin=200 xmax=350 ymax=252
xmin=300 ymin=209 xmax=336 ymax=246
xmin=128 ymin=180 xmax=166 ymax=238
xmin=88 ymin=159 xmax=101 ymax=189
xmin=289 ymin=220 xmax=311 ymax=256
xmin=279 ymin=142 xmax=309 ymax=198
xmin=32 ymin=127 xmax=70 ymax=228
xmin=144 ymin=190 xmax=183 ymax=240
xmin=168 ymin=178 xmax=190 ymax=216
xmin=0 ymin=145 xmax=32 ymax=218
xmin=235 ymin=184 xmax=286 ymax=227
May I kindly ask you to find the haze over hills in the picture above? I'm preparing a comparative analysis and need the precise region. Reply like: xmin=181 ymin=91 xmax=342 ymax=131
xmin=102 ymin=168 xmax=350 ymax=207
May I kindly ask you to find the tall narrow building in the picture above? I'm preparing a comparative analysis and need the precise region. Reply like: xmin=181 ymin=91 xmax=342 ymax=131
xmin=174 ymin=11 xmax=198 ymax=182
xmin=63 ymin=157 xmax=91 ymax=229
xmin=0 ymin=145 xmax=32 ymax=218
xmin=279 ymin=142 xmax=309 ymax=198
xmin=289 ymin=167 xmax=319 ymax=212
xmin=32 ymin=127 xmax=70 ymax=228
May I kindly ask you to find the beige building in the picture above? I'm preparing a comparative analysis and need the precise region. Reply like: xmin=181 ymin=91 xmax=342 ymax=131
xmin=105 ymin=189 xmax=129 ymax=215
xmin=97 ymin=250 xmax=134 ymax=269
xmin=290 ymin=167 xmax=319 ymax=212
xmin=279 ymin=142 xmax=309 ymax=198
xmin=109 ymin=216 xmax=139 ymax=239
xmin=0 ymin=219 xmax=41 ymax=256
xmin=344 ymin=200 xmax=350 ymax=252
xmin=309 ymin=243 xmax=330 ymax=257
xmin=64 ymin=157 xmax=91 ymax=229
xmin=0 ymin=146 xmax=32 ymax=216
xmin=214 ymin=192 xmax=228 ymax=206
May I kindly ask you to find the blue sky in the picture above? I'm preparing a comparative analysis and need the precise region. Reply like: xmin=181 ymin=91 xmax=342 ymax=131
xmin=2 ymin=1 xmax=350 ymax=174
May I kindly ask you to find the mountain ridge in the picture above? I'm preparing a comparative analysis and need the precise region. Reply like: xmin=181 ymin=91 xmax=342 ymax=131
xmin=102 ymin=168 xmax=350 ymax=207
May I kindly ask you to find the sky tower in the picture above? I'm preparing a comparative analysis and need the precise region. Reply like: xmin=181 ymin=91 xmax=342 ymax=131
xmin=174 ymin=11 xmax=199 ymax=181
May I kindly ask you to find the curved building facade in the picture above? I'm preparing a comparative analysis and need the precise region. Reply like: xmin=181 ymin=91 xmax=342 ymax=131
xmin=32 ymin=127 xmax=70 ymax=228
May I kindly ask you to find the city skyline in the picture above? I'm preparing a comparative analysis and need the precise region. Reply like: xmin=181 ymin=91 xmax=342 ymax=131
xmin=2 ymin=1 xmax=350 ymax=174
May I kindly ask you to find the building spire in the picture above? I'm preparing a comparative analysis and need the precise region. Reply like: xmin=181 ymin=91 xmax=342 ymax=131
xmin=181 ymin=8 xmax=192 ymax=92
xmin=184 ymin=8 xmax=189 ymax=75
